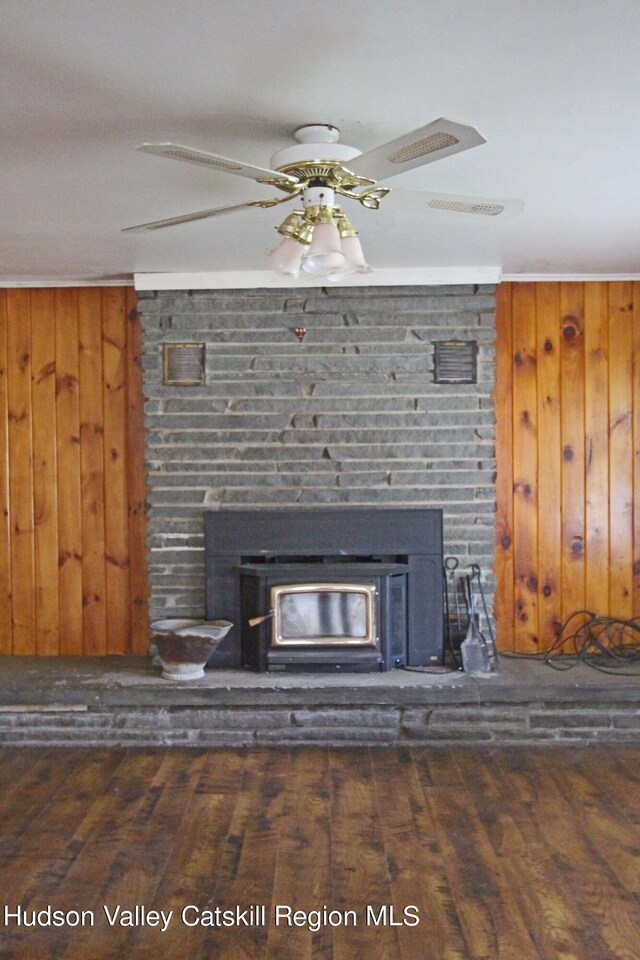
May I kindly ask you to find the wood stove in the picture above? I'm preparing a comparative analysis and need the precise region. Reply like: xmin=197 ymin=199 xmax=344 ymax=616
xmin=204 ymin=507 xmax=443 ymax=672
xmin=240 ymin=560 xmax=409 ymax=672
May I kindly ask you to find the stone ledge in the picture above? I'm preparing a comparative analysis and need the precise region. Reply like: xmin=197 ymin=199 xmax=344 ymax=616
xmin=1 ymin=656 xmax=640 ymax=706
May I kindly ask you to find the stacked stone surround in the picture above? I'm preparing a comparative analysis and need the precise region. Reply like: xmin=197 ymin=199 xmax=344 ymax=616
xmin=137 ymin=284 xmax=496 ymax=624
xmin=4 ymin=703 xmax=640 ymax=747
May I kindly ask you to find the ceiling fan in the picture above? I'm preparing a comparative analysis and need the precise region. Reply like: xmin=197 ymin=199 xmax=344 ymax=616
xmin=124 ymin=118 xmax=524 ymax=281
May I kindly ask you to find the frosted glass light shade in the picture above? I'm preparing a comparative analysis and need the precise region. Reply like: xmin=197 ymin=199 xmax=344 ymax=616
xmin=326 ymin=235 xmax=372 ymax=282
xmin=301 ymin=223 xmax=347 ymax=276
xmin=265 ymin=237 xmax=305 ymax=278
xmin=342 ymin=235 xmax=370 ymax=270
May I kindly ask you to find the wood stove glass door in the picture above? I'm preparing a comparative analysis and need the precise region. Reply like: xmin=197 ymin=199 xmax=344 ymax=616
xmin=271 ymin=583 xmax=376 ymax=646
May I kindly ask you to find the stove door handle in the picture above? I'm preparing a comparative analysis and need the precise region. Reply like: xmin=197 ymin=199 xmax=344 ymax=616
xmin=248 ymin=610 xmax=274 ymax=628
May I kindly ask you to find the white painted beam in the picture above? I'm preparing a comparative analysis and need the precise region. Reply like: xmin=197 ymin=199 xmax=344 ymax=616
xmin=134 ymin=267 xmax=501 ymax=291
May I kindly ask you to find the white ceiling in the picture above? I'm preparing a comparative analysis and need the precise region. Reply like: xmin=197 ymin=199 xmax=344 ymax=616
xmin=2 ymin=0 xmax=640 ymax=286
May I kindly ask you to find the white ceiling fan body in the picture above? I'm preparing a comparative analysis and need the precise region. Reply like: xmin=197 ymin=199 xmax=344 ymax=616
xmin=124 ymin=119 xmax=524 ymax=279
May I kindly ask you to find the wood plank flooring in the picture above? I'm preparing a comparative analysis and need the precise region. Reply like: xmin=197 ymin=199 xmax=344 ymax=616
xmin=1 ymin=746 xmax=639 ymax=960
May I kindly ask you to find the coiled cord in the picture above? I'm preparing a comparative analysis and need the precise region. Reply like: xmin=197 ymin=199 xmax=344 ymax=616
xmin=503 ymin=610 xmax=640 ymax=675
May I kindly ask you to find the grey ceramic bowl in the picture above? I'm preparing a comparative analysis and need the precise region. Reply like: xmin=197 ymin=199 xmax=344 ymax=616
xmin=151 ymin=619 xmax=233 ymax=680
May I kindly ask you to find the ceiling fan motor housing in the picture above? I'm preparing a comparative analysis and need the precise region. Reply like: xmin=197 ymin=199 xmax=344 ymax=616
xmin=270 ymin=125 xmax=361 ymax=172
xmin=294 ymin=124 xmax=340 ymax=144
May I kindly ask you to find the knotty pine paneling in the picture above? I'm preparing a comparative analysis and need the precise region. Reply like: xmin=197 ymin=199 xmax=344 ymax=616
xmin=495 ymin=281 xmax=640 ymax=651
xmin=0 ymin=288 xmax=148 ymax=655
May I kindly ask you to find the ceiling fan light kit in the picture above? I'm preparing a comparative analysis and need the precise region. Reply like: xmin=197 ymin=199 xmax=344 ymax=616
xmin=264 ymin=182 xmax=370 ymax=280
xmin=265 ymin=195 xmax=372 ymax=281
xmin=125 ymin=119 xmax=524 ymax=282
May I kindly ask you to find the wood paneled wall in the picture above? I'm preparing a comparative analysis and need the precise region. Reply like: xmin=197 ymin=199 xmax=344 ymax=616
xmin=0 ymin=288 xmax=148 ymax=655
xmin=495 ymin=282 xmax=640 ymax=651
xmin=3 ymin=281 xmax=638 ymax=657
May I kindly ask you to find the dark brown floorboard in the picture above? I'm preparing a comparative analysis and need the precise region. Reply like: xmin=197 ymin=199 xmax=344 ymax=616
xmin=1 ymin=747 xmax=639 ymax=960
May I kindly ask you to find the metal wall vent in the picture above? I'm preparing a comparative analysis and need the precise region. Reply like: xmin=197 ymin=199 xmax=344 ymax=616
xmin=163 ymin=343 xmax=206 ymax=385
xmin=433 ymin=340 xmax=478 ymax=384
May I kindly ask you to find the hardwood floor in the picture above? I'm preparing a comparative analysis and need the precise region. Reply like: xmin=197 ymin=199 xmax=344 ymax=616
xmin=1 ymin=746 xmax=639 ymax=959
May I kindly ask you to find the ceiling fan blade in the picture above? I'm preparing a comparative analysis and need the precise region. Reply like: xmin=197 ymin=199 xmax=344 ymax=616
xmin=391 ymin=188 xmax=525 ymax=218
xmin=347 ymin=118 xmax=486 ymax=182
xmin=137 ymin=143 xmax=299 ymax=185
xmin=122 ymin=201 xmax=257 ymax=232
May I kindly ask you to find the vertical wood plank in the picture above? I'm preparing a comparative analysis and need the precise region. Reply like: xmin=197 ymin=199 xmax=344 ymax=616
xmin=267 ymin=750 xmax=332 ymax=960
xmin=494 ymin=283 xmax=515 ymax=650
xmin=1 ymin=284 xmax=149 ymax=659
xmin=6 ymin=290 xmax=36 ymax=653
xmin=493 ymin=280 xmax=639 ymax=648
xmin=583 ymin=282 xmax=610 ymax=615
xmin=371 ymin=750 xmax=461 ymax=960
xmin=102 ymin=289 xmax=130 ymax=653
xmin=78 ymin=289 xmax=107 ymax=654
xmin=511 ymin=283 xmax=539 ymax=651
xmin=0 ymin=292 xmax=13 ymax=654
xmin=330 ymin=750 xmax=402 ymax=959
xmin=417 ymin=752 xmax=540 ymax=957
xmin=30 ymin=290 xmax=60 ymax=655
xmin=535 ymin=283 xmax=562 ymax=645
xmin=559 ymin=283 xmax=586 ymax=624
xmin=633 ymin=282 xmax=640 ymax=617
xmin=55 ymin=288 xmax=84 ymax=655
xmin=608 ymin=282 xmax=634 ymax=617
xmin=125 ymin=289 xmax=148 ymax=655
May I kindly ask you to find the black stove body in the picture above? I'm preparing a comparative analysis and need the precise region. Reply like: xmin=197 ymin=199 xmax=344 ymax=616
xmin=204 ymin=507 xmax=443 ymax=672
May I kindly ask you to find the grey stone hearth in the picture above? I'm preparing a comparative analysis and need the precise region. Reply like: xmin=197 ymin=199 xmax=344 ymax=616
xmin=137 ymin=284 xmax=496 ymax=630
xmin=1 ymin=658 xmax=639 ymax=747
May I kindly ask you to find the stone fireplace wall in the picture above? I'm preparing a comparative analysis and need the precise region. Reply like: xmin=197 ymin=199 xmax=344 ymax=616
xmin=137 ymin=285 xmax=496 ymax=625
